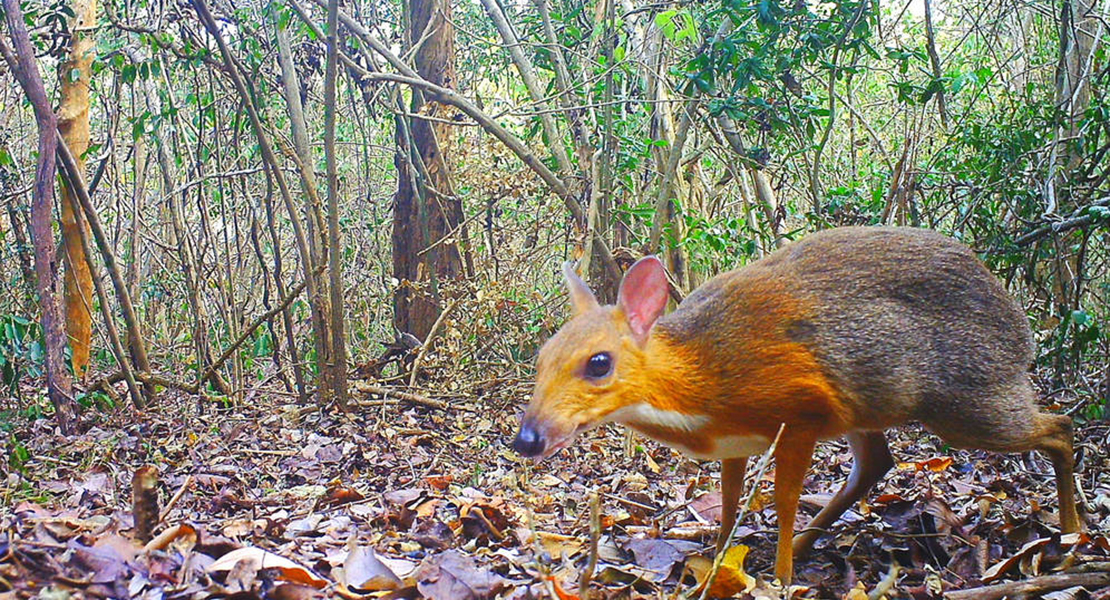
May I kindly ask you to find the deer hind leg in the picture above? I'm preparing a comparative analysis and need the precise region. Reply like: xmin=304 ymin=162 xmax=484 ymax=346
xmin=933 ymin=383 xmax=1081 ymax=534
xmin=972 ymin=412 xmax=1080 ymax=533
xmin=1029 ymin=413 xmax=1080 ymax=533
xmin=793 ymin=431 xmax=893 ymax=557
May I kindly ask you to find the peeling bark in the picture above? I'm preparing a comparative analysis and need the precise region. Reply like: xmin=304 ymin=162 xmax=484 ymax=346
xmin=57 ymin=0 xmax=98 ymax=379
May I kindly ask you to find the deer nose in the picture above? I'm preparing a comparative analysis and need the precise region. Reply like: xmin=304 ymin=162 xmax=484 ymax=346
xmin=512 ymin=422 xmax=545 ymax=457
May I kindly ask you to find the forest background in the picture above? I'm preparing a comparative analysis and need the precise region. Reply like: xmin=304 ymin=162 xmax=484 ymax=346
xmin=0 ymin=0 xmax=1109 ymax=596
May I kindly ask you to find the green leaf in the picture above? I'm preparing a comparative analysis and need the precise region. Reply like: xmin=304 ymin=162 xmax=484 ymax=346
xmin=655 ymin=9 xmax=678 ymax=40
xmin=131 ymin=111 xmax=150 ymax=141
xmin=654 ymin=9 xmax=677 ymax=30
xmin=8 ymin=435 xmax=30 ymax=472
xmin=676 ymin=12 xmax=697 ymax=43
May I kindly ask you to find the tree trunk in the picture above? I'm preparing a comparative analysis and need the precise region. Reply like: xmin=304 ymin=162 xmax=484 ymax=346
xmin=0 ymin=1 xmax=78 ymax=433
xmin=57 ymin=0 xmax=98 ymax=379
xmin=323 ymin=0 xmax=348 ymax=405
xmin=1049 ymin=0 xmax=1099 ymax=214
xmin=392 ymin=0 xmax=463 ymax=341
xmin=55 ymin=136 xmax=156 ymax=402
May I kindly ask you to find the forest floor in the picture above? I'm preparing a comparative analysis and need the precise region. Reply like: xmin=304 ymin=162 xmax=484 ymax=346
xmin=1 ymin=378 xmax=1109 ymax=600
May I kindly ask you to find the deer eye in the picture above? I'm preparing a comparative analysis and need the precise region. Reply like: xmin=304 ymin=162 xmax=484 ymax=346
xmin=584 ymin=352 xmax=613 ymax=379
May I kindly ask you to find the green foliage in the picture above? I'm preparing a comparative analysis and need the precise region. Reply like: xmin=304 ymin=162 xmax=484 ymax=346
xmin=1081 ymin=395 xmax=1106 ymax=421
xmin=0 ymin=315 xmax=44 ymax=397
xmin=655 ymin=9 xmax=697 ymax=44
xmin=692 ymin=0 xmax=877 ymax=152
xmin=7 ymin=433 xmax=31 ymax=473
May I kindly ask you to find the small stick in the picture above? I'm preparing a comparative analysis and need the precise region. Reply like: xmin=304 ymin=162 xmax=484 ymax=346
xmin=578 ymin=490 xmax=602 ymax=599
xmin=520 ymin=465 xmax=562 ymax=600
xmin=408 ymin=298 xmax=458 ymax=387
xmin=159 ymin=475 xmax=194 ymax=523
xmin=143 ymin=523 xmax=197 ymax=553
xmin=944 ymin=572 xmax=1110 ymax=600
xmin=468 ymin=507 xmax=505 ymax=541
xmin=352 ymin=382 xmax=449 ymax=410
xmin=239 ymin=449 xmax=299 ymax=456
xmin=602 ymin=492 xmax=657 ymax=512
xmin=695 ymin=424 xmax=785 ymax=600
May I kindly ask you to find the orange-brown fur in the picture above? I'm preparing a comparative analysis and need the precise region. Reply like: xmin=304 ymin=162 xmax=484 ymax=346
xmin=516 ymin=226 xmax=1081 ymax=584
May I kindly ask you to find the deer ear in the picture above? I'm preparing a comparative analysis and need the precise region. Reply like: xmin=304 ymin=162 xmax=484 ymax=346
xmin=617 ymin=256 xmax=669 ymax=343
xmin=563 ymin=261 xmax=599 ymax=315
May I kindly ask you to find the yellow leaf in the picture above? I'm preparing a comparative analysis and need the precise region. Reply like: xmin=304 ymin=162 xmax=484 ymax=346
xmin=843 ymin=581 xmax=869 ymax=599
xmin=536 ymin=531 xmax=583 ymax=559
xmin=686 ymin=545 xmax=756 ymax=597
xmin=917 ymin=457 xmax=954 ymax=472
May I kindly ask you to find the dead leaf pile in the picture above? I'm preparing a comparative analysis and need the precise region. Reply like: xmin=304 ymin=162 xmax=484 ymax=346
xmin=1 ymin=387 xmax=1108 ymax=599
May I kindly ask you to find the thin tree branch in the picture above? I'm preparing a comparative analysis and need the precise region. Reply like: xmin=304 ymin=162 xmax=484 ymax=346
xmin=478 ymin=0 xmax=573 ymax=174
xmin=1 ymin=1 xmax=78 ymax=432
xmin=323 ymin=0 xmax=349 ymax=407
xmin=198 ymin=278 xmax=309 ymax=391
xmin=1014 ymin=197 xmax=1110 ymax=246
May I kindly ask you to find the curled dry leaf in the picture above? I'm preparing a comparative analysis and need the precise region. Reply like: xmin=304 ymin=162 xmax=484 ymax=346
xmin=142 ymin=523 xmax=198 ymax=553
xmin=873 ymin=493 xmax=909 ymax=504
xmin=415 ymin=549 xmax=511 ymax=600
xmin=626 ymin=538 xmax=700 ymax=582
xmin=687 ymin=491 xmax=723 ymax=523
xmin=425 ymin=475 xmax=453 ymax=491
xmin=843 ymin=581 xmax=869 ymax=600
xmin=70 ymin=535 xmax=137 ymax=584
xmin=319 ymin=484 xmax=365 ymax=509
xmin=340 ymin=543 xmax=404 ymax=592
xmin=981 ymin=533 xmax=1092 ymax=583
xmin=208 ymin=547 xmax=327 ymax=589
xmin=413 ymin=518 xmax=456 ymax=550
xmin=459 ymin=497 xmax=511 ymax=543
xmin=535 ymin=531 xmax=583 ymax=560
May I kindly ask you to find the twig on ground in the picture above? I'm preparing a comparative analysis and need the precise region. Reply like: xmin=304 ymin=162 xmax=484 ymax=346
xmin=159 ymin=475 xmax=195 ymax=523
xmin=408 ymin=298 xmax=458 ymax=387
xmin=943 ymin=572 xmax=1110 ymax=600
xmin=352 ymin=382 xmax=450 ymax=410
xmin=579 ymin=490 xmax=601 ymax=599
